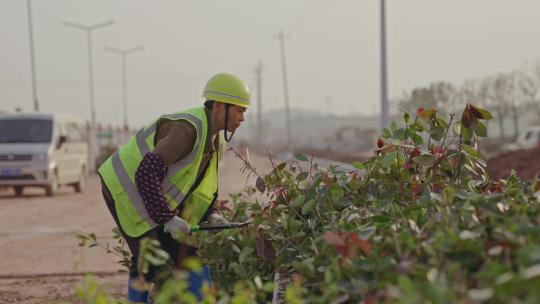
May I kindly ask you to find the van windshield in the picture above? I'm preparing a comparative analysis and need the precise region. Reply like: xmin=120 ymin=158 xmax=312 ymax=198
xmin=0 ymin=119 xmax=53 ymax=143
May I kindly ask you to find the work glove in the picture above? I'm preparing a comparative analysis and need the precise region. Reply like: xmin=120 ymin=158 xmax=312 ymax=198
xmin=164 ymin=216 xmax=190 ymax=239
xmin=207 ymin=212 xmax=229 ymax=225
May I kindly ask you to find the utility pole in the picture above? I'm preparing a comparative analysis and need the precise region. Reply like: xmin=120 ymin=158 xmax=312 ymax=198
xmin=63 ymin=20 xmax=114 ymax=126
xmin=275 ymin=29 xmax=293 ymax=152
xmin=380 ymin=0 xmax=389 ymax=130
xmin=325 ymin=95 xmax=334 ymax=118
xmin=104 ymin=45 xmax=144 ymax=129
xmin=26 ymin=0 xmax=39 ymax=112
xmin=254 ymin=61 xmax=263 ymax=147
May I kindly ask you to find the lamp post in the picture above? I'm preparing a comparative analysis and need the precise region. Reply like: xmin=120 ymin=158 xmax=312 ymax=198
xmin=63 ymin=20 xmax=114 ymax=126
xmin=380 ymin=0 xmax=389 ymax=130
xmin=104 ymin=45 xmax=144 ymax=129
xmin=26 ymin=0 xmax=39 ymax=112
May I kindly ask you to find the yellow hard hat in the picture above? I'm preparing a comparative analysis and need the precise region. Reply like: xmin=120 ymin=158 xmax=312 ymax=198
xmin=202 ymin=73 xmax=251 ymax=108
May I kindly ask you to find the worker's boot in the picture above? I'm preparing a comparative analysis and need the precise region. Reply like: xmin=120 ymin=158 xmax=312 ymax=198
xmin=127 ymin=275 xmax=149 ymax=303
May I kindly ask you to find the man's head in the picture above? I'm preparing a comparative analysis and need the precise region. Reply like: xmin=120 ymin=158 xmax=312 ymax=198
xmin=202 ymin=73 xmax=250 ymax=141
xmin=205 ymin=101 xmax=246 ymax=133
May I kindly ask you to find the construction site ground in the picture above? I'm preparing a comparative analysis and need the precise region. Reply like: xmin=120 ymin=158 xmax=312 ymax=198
xmin=0 ymin=151 xmax=273 ymax=304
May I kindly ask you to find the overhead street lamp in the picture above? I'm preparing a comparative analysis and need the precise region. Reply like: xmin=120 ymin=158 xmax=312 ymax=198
xmin=63 ymin=20 xmax=114 ymax=126
xmin=104 ymin=45 xmax=144 ymax=129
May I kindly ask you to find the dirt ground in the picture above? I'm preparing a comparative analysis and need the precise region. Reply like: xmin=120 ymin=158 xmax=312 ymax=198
xmin=487 ymin=147 xmax=540 ymax=181
xmin=0 ymin=150 xmax=273 ymax=303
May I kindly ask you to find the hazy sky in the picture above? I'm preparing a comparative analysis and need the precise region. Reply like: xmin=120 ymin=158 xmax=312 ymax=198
xmin=2 ymin=0 xmax=540 ymax=128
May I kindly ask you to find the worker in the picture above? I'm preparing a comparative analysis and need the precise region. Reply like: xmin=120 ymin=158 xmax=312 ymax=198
xmin=98 ymin=73 xmax=250 ymax=302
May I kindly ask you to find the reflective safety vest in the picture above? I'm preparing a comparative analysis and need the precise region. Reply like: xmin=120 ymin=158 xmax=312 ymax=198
xmin=98 ymin=107 xmax=222 ymax=237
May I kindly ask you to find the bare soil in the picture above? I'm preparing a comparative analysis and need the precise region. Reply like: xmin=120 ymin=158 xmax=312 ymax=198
xmin=486 ymin=147 xmax=540 ymax=181
xmin=0 ymin=151 xmax=273 ymax=303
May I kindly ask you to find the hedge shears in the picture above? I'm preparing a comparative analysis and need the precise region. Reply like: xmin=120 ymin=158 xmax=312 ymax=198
xmin=189 ymin=220 xmax=253 ymax=233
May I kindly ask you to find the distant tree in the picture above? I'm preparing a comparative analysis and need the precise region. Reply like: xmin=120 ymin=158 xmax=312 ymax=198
xmin=398 ymin=81 xmax=457 ymax=117
xmin=525 ymin=63 xmax=540 ymax=121
xmin=516 ymin=70 xmax=539 ymax=125
xmin=488 ymin=74 xmax=514 ymax=138
xmin=456 ymin=79 xmax=481 ymax=109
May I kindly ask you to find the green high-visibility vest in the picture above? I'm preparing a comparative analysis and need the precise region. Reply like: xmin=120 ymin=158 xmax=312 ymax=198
xmin=98 ymin=107 xmax=222 ymax=237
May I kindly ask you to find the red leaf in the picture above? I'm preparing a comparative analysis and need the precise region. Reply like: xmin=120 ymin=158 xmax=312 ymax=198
xmin=468 ymin=104 xmax=483 ymax=119
xmin=411 ymin=184 xmax=422 ymax=196
xmin=432 ymin=145 xmax=443 ymax=155
xmin=377 ymin=138 xmax=385 ymax=148
xmin=323 ymin=232 xmax=345 ymax=247
xmin=417 ymin=107 xmax=425 ymax=115
xmin=461 ymin=104 xmax=474 ymax=128
xmin=348 ymin=232 xmax=371 ymax=256
xmin=418 ymin=108 xmax=437 ymax=118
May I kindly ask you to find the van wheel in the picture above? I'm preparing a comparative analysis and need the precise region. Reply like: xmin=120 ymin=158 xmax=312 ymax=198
xmin=46 ymin=173 xmax=59 ymax=197
xmin=74 ymin=169 xmax=86 ymax=193
xmin=14 ymin=186 xmax=24 ymax=196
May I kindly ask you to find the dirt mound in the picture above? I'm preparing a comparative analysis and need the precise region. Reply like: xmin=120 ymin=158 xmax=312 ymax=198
xmin=487 ymin=148 xmax=540 ymax=181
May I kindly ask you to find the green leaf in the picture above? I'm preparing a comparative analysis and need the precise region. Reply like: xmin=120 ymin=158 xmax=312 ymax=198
xmin=390 ymin=121 xmax=398 ymax=132
xmin=461 ymin=124 xmax=472 ymax=141
xmin=294 ymin=153 xmax=309 ymax=161
xmin=436 ymin=117 xmax=449 ymax=128
xmin=462 ymin=144 xmax=479 ymax=158
xmin=276 ymin=204 xmax=288 ymax=211
xmin=398 ymin=275 xmax=416 ymax=293
xmin=262 ymin=282 xmax=275 ymax=292
xmin=410 ymin=132 xmax=424 ymax=145
xmin=383 ymin=128 xmax=391 ymax=138
xmin=371 ymin=215 xmax=391 ymax=223
xmin=382 ymin=151 xmax=397 ymax=167
xmin=393 ymin=129 xmax=406 ymax=140
xmin=404 ymin=112 xmax=410 ymax=124
xmin=292 ymin=260 xmax=313 ymax=276
xmin=417 ymin=117 xmax=431 ymax=131
xmin=443 ymin=186 xmax=455 ymax=205
xmin=296 ymin=172 xmax=309 ymax=181
xmin=231 ymin=244 xmax=241 ymax=254
xmin=302 ymin=199 xmax=317 ymax=215
xmin=280 ymin=213 xmax=288 ymax=230
xmin=290 ymin=196 xmax=305 ymax=208
xmin=352 ymin=161 xmax=364 ymax=169
xmin=477 ymin=108 xmax=493 ymax=120
xmin=429 ymin=126 xmax=445 ymax=141
xmin=474 ymin=121 xmax=487 ymax=137
xmin=413 ymin=154 xmax=436 ymax=166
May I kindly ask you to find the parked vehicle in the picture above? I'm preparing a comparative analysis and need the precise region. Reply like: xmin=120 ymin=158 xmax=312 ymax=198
xmin=502 ymin=126 xmax=540 ymax=152
xmin=0 ymin=113 xmax=88 ymax=196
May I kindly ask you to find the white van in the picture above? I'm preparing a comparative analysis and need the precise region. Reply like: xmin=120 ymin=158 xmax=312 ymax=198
xmin=0 ymin=113 xmax=88 ymax=196
xmin=502 ymin=126 xmax=540 ymax=152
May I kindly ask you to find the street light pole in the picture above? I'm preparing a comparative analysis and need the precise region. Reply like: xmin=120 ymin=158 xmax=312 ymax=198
xmin=104 ymin=45 xmax=144 ymax=129
xmin=26 ymin=0 xmax=39 ymax=112
xmin=380 ymin=0 xmax=389 ymax=130
xmin=275 ymin=29 xmax=293 ymax=153
xmin=63 ymin=20 xmax=114 ymax=126
xmin=254 ymin=61 xmax=263 ymax=147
